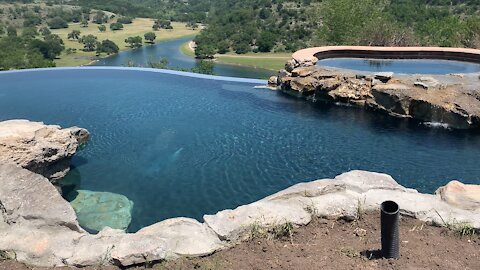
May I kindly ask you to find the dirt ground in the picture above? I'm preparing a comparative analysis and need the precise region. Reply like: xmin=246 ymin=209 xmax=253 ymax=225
xmin=1 ymin=211 xmax=479 ymax=270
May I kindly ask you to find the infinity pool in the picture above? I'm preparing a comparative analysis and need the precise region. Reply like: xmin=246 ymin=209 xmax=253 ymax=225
xmin=1 ymin=68 xmax=479 ymax=231
xmin=317 ymin=58 xmax=480 ymax=74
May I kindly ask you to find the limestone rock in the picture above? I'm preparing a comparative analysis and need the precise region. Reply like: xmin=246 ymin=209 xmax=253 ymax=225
xmin=204 ymin=201 xmax=311 ymax=242
xmin=285 ymin=59 xmax=298 ymax=72
xmin=436 ymin=180 xmax=480 ymax=211
xmin=374 ymin=72 xmax=394 ymax=83
xmin=0 ymin=120 xmax=90 ymax=180
xmin=267 ymin=76 xmax=278 ymax=86
xmin=335 ymin=170 xmax=409 ymax=193
xmin=0 ymin=163 xmax=82 ymax=231
xmin=290 ymin=76 xmax=319 ymax=93
xmin=137 ymin=217 xmax=224 ymax=257
xmin=291 ymin=66 xmax=316 ymax=77
xmin=69 ymin=190 xmax=133 ymax=232
xmin=414 ymin=77 xmax=440 ymax=89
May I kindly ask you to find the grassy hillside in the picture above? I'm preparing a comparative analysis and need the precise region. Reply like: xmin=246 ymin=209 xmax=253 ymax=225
xmin=52 ymin=19 xmax=198 ymax=66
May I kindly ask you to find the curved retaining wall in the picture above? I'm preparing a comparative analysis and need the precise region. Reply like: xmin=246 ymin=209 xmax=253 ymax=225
xmin=292 ymin=46 xmax=480 ymax=63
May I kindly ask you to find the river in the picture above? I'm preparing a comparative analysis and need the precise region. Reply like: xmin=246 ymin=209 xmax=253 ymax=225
xmin=93 ymin=37 xmax=275 ymax=79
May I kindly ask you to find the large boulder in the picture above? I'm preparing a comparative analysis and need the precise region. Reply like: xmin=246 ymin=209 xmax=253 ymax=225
xmin=436 ymin=180 xmax=480 ymax=211
xmin=0 ymin=163 xmax=82 ymax=231
xmin=69 ymin=190 xmax=134 ymax=232
xmin=0 ymin=120 xmax=90 ymax=181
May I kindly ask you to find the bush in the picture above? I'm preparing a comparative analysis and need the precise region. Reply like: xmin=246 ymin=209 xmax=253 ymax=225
xmin=47 ymin=17 xmax=68 ymax=29
xmin=110 ymin=22 xmax=124 ymax=31
xmin=97 ymin=39 xmax=119 ymax=55
xmin=117 ymin=17 xmax=133 ymax=24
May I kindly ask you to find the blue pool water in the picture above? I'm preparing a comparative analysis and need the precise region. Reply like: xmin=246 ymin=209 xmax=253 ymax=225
xmin=1 ymin=68 xmax=480 ymax=232
xmin=318 ymin=58 xmax=480 ymax=74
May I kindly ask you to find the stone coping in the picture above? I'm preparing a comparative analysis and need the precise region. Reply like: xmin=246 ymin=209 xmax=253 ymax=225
xmin=0 ymin=67 xmax=268 ymax=85
xmin=292 ymin=46 xmax=480 ymax=64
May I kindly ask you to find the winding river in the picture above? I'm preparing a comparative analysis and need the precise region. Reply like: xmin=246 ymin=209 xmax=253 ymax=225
xmin=94 ymin=37 xmax=275 ymax=79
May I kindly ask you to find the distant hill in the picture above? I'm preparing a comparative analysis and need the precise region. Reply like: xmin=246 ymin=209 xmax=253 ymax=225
xmin=191 ymin=0 xmax=480 ymax=57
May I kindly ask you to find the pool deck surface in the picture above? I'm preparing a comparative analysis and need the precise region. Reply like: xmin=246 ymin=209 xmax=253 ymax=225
xmin=293 ymin=46 xmax=480 ymax=63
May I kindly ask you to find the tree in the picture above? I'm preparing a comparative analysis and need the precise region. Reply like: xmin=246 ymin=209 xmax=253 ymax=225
xmin=153 ymin=19 xmax=173 ymax=30
xmin=39 ymin=27 xmax=51 ymax=37
xmin=30 ymin=34 xmax=65 ymax=60
xmin=125 ymin=36 xmax=143 ymax=48
xmin=144 ymin=32 xmax=156 ymax=43
xmin=186 ymin=21 xmax=198 ymax=29
xmin=68 ymin=30 xmax=81 ymax=40
xmin=217 ymin=40 xmax=229 ymax=54
xmin=98 ymin=25 xmax=106 ymax=32
xmin=117 ymin=17 xmax=133 ymax=24
xmin=7 ymin=26 xmax=17 ymax=37
xmin=79 ymin=35 xmax=98 ymax=51
xmin=80 ymin=18 xmax=89 ymax=28
xmin=96 ymin=39 xmax=119 ymax=55
xmin=21 ymin=27 xmax=38 ymax=39
xmin=47 ymin=17 xmax=68 ymax=29
xmin=233 ymin=41 xmax=250 ymax=54
xmin=191 ymin=60 xmax=214 ymax=74
xmin=93 ymin=11 xmax=107 ymax=24
xmin=194 ymin=44 xmax=215 ymax=59
xmin=147 ymin=57 xmax=168 ymax=69
xmin=257 ymin=31 xmax=276 ymax=52
xmin=110 ymin=22 xmax=123 ymax=31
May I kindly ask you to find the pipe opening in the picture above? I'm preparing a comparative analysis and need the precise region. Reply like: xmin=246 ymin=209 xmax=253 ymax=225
xmin=381 ymin=200 xmax=399 ymax=215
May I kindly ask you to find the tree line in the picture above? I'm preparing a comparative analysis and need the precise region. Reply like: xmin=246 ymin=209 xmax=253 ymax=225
xmin=193 ymin=0 xmax=480 ymax=58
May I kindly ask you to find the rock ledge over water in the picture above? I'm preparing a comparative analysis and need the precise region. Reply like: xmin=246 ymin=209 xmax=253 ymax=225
xmin=271 ymin=60 xmax=480 ymax=129
xmin=0 ymin=119 xmax=90 ymax=181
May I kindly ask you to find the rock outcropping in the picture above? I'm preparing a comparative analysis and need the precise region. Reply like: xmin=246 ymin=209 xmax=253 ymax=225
xmin=271 ymin=60 xmax=480 ymax=129
xmin=1 ymin=162 xmax=479 ymax=267
xmin=0 ymin=120 xmax=90 ymax=181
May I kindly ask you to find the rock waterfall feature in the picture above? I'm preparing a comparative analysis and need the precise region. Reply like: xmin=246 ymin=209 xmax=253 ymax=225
xmin=269 ymin=47 xmax=480 ymax=129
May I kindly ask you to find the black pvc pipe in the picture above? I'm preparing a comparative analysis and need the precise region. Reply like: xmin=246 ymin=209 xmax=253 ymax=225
xmin=381 ymin=200 xmax=400 ymax=259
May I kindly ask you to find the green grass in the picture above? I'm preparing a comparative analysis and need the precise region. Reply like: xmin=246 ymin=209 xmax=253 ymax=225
xmin=180 ymin=42 xmax=290 ymax=71
xmin=216 ymin=55 xmax=289 ymax=71
xmin=51 ymin=18 xmax=200 ymax=66
xmin=180 ymin=41 xmax=196 ymax=57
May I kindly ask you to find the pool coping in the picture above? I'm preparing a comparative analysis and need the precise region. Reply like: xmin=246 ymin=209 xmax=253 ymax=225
xmin=0 ymin=67 xmax=268 ymax=85
xmin=292 ymin=46 xmax=480 ymax=64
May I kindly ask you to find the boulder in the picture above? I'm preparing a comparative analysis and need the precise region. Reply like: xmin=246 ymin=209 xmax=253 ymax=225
xmin=374 ymin=72 xmax=394 ymax=83
xmin=137 ymin=217 xmax=224 ymax=257
xmin=290 ymin=76 xmax=319 ymax=93
xmin=69 ymin=190 xmax=134 ymax=232
xmin=0 ymin=120 xmax=90 ymax=181
xmin=0 ymin=163 xmax=82 ymax=231
xmin=436 ymin=180 xmax=480 ymax=211
xmin=414 ymin=77 xmax=440 ymax=89
xmin=291 ymin=66 xmax=316 ymax=77
xmin=267 ymin=76 xmax=278 ymax=86
xmin=285 ymin=59 xmax=298 ymax=72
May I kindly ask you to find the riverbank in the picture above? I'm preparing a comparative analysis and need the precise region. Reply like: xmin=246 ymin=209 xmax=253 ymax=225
xmin=180 ymin=41 xmax=290 ymax=70
xmin=52 ymin=19 xmax=199 ymax=67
